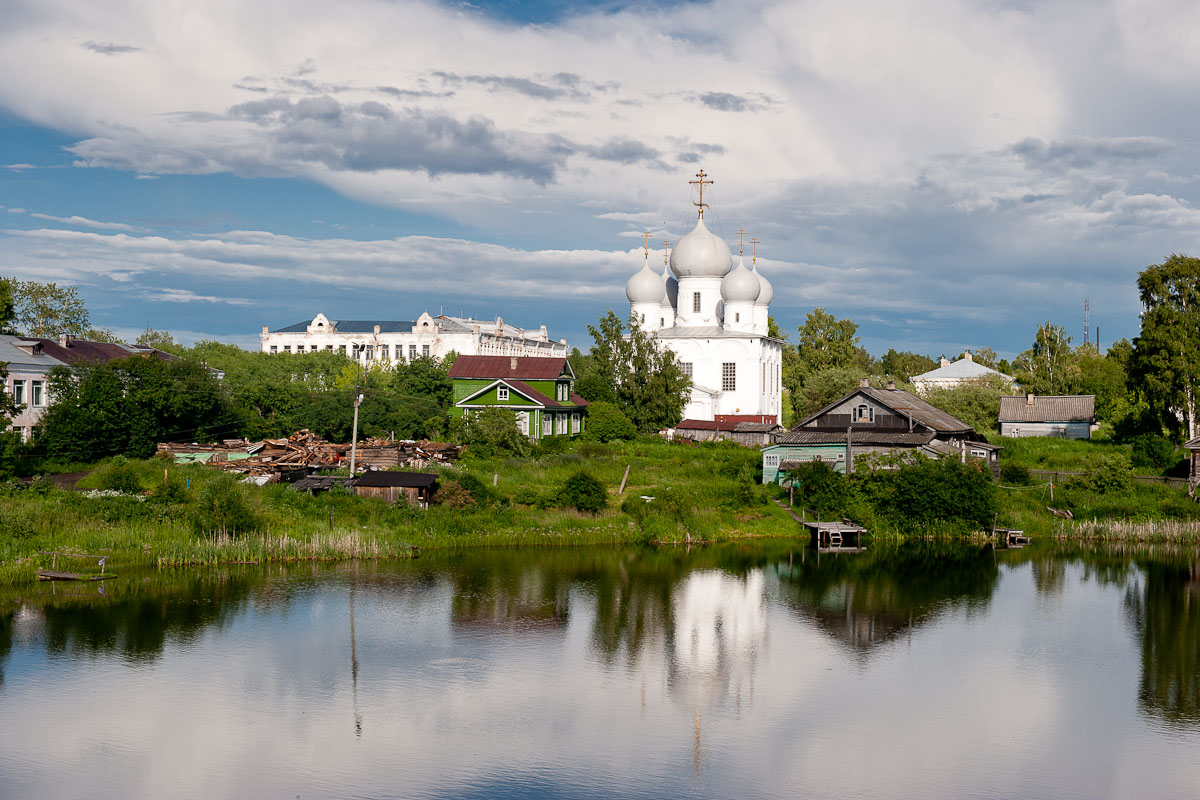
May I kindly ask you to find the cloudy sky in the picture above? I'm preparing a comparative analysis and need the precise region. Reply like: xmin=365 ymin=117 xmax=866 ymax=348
xmin=2 ymin=0 xmax=1199 ymax=357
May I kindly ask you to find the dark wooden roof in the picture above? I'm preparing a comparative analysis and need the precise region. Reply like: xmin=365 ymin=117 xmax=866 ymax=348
xmin=353 ymin=471 xmax=438 ymax=488
xmin=449 ymin=355 xmax=571 ymax=380
xmin=774 ymin=430 xmax=935 ymax=446
xmin=675 ymin=418 xmax=739 ymax=431
xmin=795 ymin=386 xmax=973 ymax=435
xmin=998 ymin=395 xmax=1096 ymax=423
xmin=30 ymin=337 xmax=178 ymax=366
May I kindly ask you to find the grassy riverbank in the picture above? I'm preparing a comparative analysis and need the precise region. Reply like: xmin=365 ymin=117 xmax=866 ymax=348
xmin=0 ymin=439 xmax=795 ymax=585
xmin=4 ymin=435 xmax=1199 ymax=586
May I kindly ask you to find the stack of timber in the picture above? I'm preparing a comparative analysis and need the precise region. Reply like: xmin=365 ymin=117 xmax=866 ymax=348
xmin=158 ymin=431 xmax=462 ymax=480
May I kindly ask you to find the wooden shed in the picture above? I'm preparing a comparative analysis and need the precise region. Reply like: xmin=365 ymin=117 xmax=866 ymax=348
xmin=351 ymin=471 xmax=438 ymax=508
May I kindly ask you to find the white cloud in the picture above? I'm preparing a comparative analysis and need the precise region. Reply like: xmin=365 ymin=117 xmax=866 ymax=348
xmin=28 ymin=212 xmax=143 ymax=231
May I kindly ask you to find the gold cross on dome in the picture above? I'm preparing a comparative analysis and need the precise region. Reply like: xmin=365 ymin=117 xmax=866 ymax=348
xmin=662 ymin=238 xmax=670 ymax=265
xmin=751 ymin=237 xmax=759 ymax=265
xmin=737 ymin=228 xmax=745 ymax=256
xmin=689 ymin=170 xmax=713 ymax=219
xmin=643 ymin=230 xmax=651 ymax=259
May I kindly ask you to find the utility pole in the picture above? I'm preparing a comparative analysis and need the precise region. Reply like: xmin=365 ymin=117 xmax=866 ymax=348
xmin=348 ymin=343 xmax=364 ymax=475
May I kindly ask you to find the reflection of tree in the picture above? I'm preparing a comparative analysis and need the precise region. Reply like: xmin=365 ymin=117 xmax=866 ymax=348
xmin=0 ymin=609 xmax=12 ymax=688
xmin=773 ymin=542 xmax=999 ymax=655
xmin=38 ymin=572 xmax=257 ymax=663
xmin=1126 ymin=558 xmax=1200 ymax=726
xmin=1031 ymin=554 xmax=1067 ymax=596
xmin=446 ymin=550 xmax=573 ymax=632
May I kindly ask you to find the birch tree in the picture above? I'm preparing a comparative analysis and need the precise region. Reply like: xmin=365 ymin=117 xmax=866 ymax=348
xmin=1131 ymin=254 xmax=1200 ymax=440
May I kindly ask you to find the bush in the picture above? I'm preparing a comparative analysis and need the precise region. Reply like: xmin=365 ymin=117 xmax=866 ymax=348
xmin=999 ymin=463 xmax=1032 ymax=485
xmin=560 ymin=470 xmax=607 ymax=514
xmin=581 ymin=402 xmax=636 ymax=442
xmin=1075 ymin=453 xmax=1134 ymax=494
xmin=454 ymin=408 xmax=531 ymax=459
xmin=1129 ymin=434 xmax=1177 ymax=472
xmin=191 ymin=474 xmax=259 ymax=535
xmin=864 ymin=456 xmax=997 ymax=529
xmin=435 ymin=478 xmax=477 ymax=509
xmin=455 ymin=473 xmax=496 ymax=506
xmin=781 ymin=461 xmax=849 ymax=515
xmin=91 ymin=455 xmax=143 ymax=494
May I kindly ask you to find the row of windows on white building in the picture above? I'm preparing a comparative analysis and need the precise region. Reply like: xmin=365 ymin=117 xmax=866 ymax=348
xmin=268 ymin=342 xmax=432 ymax=361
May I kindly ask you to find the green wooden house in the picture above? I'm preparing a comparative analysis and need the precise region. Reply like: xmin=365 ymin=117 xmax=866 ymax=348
xmin=448 ymin=355 xmax=588 ymax=439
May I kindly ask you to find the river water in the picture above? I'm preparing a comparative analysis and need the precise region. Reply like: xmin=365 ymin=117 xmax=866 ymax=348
xmin=1 ymin=541 xmax=1198 ymax=799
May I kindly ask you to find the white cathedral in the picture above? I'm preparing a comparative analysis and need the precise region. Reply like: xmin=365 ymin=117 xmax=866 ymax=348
xmin=624 ymin=174 xmax=783 ymax=423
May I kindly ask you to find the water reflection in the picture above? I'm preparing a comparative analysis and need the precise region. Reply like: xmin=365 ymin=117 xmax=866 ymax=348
xmin=3 ymin=540 xmax=1200 ymax=798
xmin=771 ymin=543 xmax=999 ymax=655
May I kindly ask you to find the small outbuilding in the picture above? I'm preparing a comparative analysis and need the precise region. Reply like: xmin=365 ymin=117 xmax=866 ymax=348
xmin=998 ymin=394 xmax=1096 ymax=439
xmin=351 ymin=471 xmax=438 ymax=508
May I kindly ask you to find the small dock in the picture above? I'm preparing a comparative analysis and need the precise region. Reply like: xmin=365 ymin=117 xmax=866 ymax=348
xmin=38 ymin=570 xmax=115 ymax=582
xmin=773 ymin=500 xmax=867 ymax=550
xmin=988 ymin=527 xmax=1031 ymax=548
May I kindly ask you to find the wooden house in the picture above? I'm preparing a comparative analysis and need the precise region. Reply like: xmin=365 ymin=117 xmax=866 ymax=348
xmin=998 ymin=394 xmax=1096 ymax=439
xmin=762 ymin=379 xmax=999 ymax=483
xmin=449 ymin=355 xmax=588 ymax=440
xmin=672 ymin=418 xmax=783 ymax=447
xmin=351 ymin=471 xmax=438 ymax=508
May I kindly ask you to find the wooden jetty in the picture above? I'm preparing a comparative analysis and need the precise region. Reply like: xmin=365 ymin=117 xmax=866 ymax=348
xmin=987 ymin=527 xmax=1031 ymax=548
xmin=773 ymin=500 xmax=867 ymax=551
xmin=37 ymin=551 xmax=113 ymax=581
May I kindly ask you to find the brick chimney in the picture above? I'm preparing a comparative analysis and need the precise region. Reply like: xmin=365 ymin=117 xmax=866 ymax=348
xmin=859 ymin=377 xmax=870 ymax=388
xmin=58 ymin=333 xmax=69 ymax=347
xmin=1026 ymin=392 xmax=1035 ymax=406
xmin=886 ymin=380 xmax=896 ymax=390
xmin=940 ymin=356 xmax=951 ymax=367
xmin=509 ymin=356 xmax=518 ymax=372
xmin=962 ymin=351 xmax=973 ymax=361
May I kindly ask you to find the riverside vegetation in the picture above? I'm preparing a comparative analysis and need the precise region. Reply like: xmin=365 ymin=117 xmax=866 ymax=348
xmin=4 ymin=433 xmax=1199 ymax=587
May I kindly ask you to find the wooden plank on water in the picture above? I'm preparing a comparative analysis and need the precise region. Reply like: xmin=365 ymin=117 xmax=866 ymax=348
xmin=38 ymin=570 xmax=115 ymax=581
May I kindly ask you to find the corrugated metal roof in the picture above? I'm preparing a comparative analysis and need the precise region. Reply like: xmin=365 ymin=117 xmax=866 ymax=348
xmin=733 ymin=422 xmax=782 ymax=433
xmin=998 ymin=395 xmax=1095 ymax=422
xmin=0 ymin=335 xmax=69 ymax=371
xmin=273 ymin=319 xmax=416 ymax=334
xmin=774 ymin=430 xmax=935 ymax=446
xmin=858 ymin=387 xmax=974 ymax=433
xmin=449 ymin=355 xmax=570 ymax=380
xmin=911 ymin=358 xmax=1013 ymax=382
xmin=29 ymin=338 xmax=178 ymax=366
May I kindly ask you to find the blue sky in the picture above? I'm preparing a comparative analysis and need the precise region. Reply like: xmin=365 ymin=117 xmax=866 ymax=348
xmin=3 ymin=0 xmax=1200 ymax=357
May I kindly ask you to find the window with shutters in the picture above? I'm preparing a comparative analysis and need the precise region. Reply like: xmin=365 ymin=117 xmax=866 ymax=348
xmin=722 ymin=363 xmax=736 ymax=391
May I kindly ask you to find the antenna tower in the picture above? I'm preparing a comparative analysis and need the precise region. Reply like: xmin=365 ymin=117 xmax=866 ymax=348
xmin=1083 ymin=299 xmax=1090 ymax=346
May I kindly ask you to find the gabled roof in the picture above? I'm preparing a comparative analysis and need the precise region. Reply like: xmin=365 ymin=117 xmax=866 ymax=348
xmin=449 ymin=355 xmax=573 ymax=381
xmin=27 ymin=337 xmax=178 ymax=366
xmin=998 ymin=395 xmax=1095 ymax=423
xmin=912 ymin=357 xmax=1013 ymax=383
xmin=273 ymin=319 xmax=416 ymax=334
xmin=0 ymin=335 xmax=68 ymax=371
xmin=795 ymin=386 xmax=974 ymax=435
xmin=456 ymin=378 xmax=588 ymax=409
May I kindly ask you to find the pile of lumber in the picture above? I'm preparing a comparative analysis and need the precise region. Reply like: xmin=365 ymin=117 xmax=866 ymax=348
xmin=158 ymin=431 xmax=461 ymax=477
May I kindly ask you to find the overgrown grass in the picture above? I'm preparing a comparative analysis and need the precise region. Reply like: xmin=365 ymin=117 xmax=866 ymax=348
xmin=995 ymin=435 xmax=1188 ymax=476
xmin=0 ymin=440 xmax=795 ymax=586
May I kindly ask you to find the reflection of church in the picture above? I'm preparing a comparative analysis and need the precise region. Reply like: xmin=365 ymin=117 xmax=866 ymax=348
xmin=625 ymin=172 xmax=784 ymax=422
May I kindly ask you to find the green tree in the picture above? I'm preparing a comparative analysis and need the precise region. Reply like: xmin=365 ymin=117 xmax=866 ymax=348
xmin=454 ymin=407 xmax=530 ymax=458
xmin=791 ymin=367 xmax=867 ymax=420
xmin=33 ymin=357 xmax=238 ymax=461
xmin=579 ymin=311 xmax=690 ymax=433
xmin=1012 ymin=321 xmax=1078 ymax=394
xmin=921 ymin=375 xmax=1011 ymax=434
xmin=880 ymin=349 xmax=936 ymax=381
xmin=795 ymin=308 xmax=866 ymax=377
xmin=0 ymin=360 xmax=22 ymax=478
xmin=11 ymin=280 xmax=92 ymax=338
xmin=136 ymin=327 xmax=183 ymax=353
xmin=581 ymin=401 xmax=636 ymax=442
xmin=0 ymin=277 xmax=16 ymax=334
xmin=1130 ymin=254 xmax=1200 ymax=440
xmin=972 ymin=347 xmax=1000 ymax=369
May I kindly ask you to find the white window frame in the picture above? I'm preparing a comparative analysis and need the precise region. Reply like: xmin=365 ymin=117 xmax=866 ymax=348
xmin=764 ymin=455 xmax=779 ymax=468
xmin=422 ymin=344 xmax=431 ymax=358
xmin=571 ymin=413 xmax=580 ymax=434
xmin=722 ymin=362 xmax=736 ymax=392
xmin=681 ymin=362 xmax=693 ymax=378
xmin=11 ymin=380 xmax=25 ymax=406
xmin=556 ymin=414 xmax=567 ymax=435
xmin=31 ymin=380 xmax=45 ymax=407
xmin=497 ymin=386 xmax=509 ymax=401
xmin=542 ymin=413 xmax=552 ymax=435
